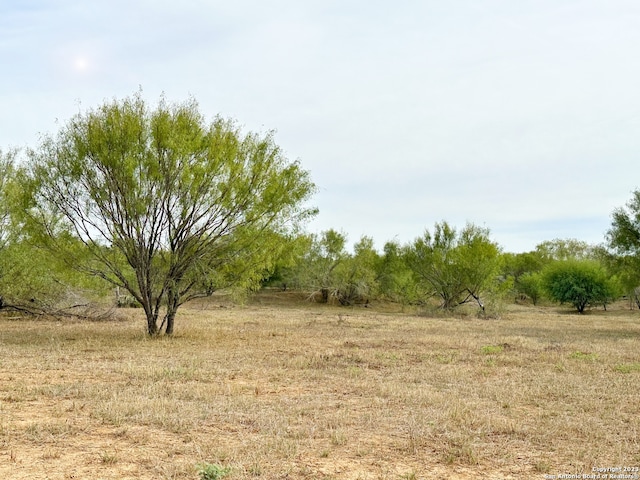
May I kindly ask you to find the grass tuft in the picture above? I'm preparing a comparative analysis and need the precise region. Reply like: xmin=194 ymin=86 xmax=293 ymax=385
xmin=614 ymin=363 xmax=640 ymax=373
xmin=569 ymin=351 xmax=598 ymax=361
xmin=481 ymin=344 xmax=504 ymax=355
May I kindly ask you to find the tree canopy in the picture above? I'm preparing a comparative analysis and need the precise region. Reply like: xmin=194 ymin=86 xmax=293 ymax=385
xmin=24 ymin=93 xmax=316 ymax=335
xmin=405 ymin=221 xmax=501 ymax=310
xmin=606 ymin=189 xmax=640 ymax=305
xmin=541 ymin=260 xmax=617 ymax=313
xmin=608 ymin=189 xmax=640 ymax=257
xmin=0 ymin=149 xmax=16 ymax=250
xmin=535 ymin=238 xmax=596 ymax=262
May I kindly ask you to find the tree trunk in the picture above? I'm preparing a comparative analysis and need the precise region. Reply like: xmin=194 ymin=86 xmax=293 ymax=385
xmin=146 ymin=314 xmax=159 ymax=335
xmin=441 ymin=294 xmax=455 ymax=310
xmin=468 ymin=291 xmax=485 ymax=312
xmin=320 ymin=288 xmax=329 ymax=303
xmin=165 ymin=309 xmax=176 ymax=335
xmin=142 ymin=301 xmax=159 ymax=335
xmin=162 ymin=288 xmax=181 ymax=335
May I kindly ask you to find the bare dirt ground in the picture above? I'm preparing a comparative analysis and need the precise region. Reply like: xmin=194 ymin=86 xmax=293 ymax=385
xmin=0 ymin=292 xmax=639 ymax=479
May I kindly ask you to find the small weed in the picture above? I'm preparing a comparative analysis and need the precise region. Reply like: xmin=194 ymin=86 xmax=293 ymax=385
xmin=481 ymin=345 xmax=503 ymax=355
xmin=615 ymin=363 xmax=640 ymax=373
xmin=569 ymin=351 xmax=598 ymax=361
xmin=100 ymin=451 xmax=118 ymax=465
xmin=444 ymin=444 xmax=478 ymax=465
xmin=483 ymin=358 xmax=497 ymax=367
xmin=248 ymin=462 xmax=262 ymax=477
xmin=435 ymin=352 xmax=457 ymax=364
xmin=197 ymin=462 xmax=231 ymax=480
xmin=402 ymin=471 xmax=418 ymax=480
xmin=330 ymin=428 xmax=347 ymax=446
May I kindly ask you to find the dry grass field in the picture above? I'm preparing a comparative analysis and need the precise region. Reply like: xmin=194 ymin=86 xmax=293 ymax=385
xmin=0 ymin=292 xmax=639 ymax=480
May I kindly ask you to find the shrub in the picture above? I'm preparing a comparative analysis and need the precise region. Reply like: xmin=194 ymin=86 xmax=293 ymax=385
xmin=541 ymin=260 xmax=617 ymax=313
xmin=517 ymin=272 xmax=544 ymax=305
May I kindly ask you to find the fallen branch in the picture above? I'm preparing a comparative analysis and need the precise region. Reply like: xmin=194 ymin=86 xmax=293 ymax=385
xmin=0 ymin=300 xmax=117 ymax=321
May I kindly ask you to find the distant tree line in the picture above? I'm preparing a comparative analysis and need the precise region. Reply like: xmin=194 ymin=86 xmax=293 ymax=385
xmin=2 ymin=93 xmax=640 ymax=335
xmin=262 ymin=227 xmax=629 ymax=315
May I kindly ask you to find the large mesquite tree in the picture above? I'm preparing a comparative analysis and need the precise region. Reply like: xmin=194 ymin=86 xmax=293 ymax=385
xmin=24 ymin=93 xmax=316 ymax=335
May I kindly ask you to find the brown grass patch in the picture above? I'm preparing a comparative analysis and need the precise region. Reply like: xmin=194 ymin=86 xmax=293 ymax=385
xmin=0 ymin=295 xmax=639 ymax=479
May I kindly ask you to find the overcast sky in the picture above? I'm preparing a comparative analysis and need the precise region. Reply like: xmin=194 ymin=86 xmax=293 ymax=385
xmin=2 ymin=1 xmax=639 ymax=253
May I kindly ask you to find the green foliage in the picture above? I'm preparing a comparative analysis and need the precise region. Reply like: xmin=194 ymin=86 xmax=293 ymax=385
xmin=607 ymin=190 xmax=640 ymax=304
xmin=0 ymin=241 xmax=63 ymax=306
xmin=333 ymin=236 xmax=379 ymax=305
xmin=0 ymin=149 xmax=14 ymax=250
xmin=23 ymin=92 xmax=316 ymax=334
xmin=289 ymin=229 xmax=347 ymax=302
xmin=608 ymin=190 xmax=640 ymax=256
xmin=611 ymin=256 xmax=640 ymax=307
xmin=478 ymin=274 xmax=513 ymax=318
xmin=0 ymin=239 xmax=112 ymax=310
xmin=0 ymin=149 xmax=113 ymax=311
xmin=481 ymin=345 xmax=504 ymax=355
xmin=569 ymin=351 xmax=598 ymax=361
xmin=500 ymin=250 xmax=546 ymax=303
xmin=285 ymin=230 xmax=379 ymax=305
xmin=196 ymin=463 xmax=231 ymax=480
xmin=500 ymin=239 xmax=599 ymax=305
xmin=614 ymin=363 xmax=640 ymax=374
xmin=375 ymin=241 xmax=418 ymax=305
xmin=405 ymin=221 xmax=502 ymax=310
xmin=1 ymin=153 xmax=49 ymax=307
xmin=0 ymin=149 xmax=14 ymax=308
xmin=517 ymin=272 xmax=544 ymax=305
xmin=501 ymin=251 xmax=545 ymax=280
xmin=541 ymin=260 xmax=617 ymax=313
xmin=261 ymin=233 xmax=311 ymax=290
xmin=535 ymin=238 xmax=596 ymax=261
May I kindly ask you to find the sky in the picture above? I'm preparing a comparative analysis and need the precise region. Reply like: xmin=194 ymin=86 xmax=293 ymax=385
xmin=1 ymin=0 xmax=640 ymax=253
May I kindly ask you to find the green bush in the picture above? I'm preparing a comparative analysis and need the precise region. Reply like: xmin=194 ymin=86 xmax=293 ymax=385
xmin=517 ymin=272 xmax=544 ymax=305
xmin=541 ymin=260 xmax=618 ymax=313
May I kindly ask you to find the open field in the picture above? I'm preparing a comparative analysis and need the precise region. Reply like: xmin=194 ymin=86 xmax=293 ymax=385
xmin=0 ymin=293 xmax=639 ymax=479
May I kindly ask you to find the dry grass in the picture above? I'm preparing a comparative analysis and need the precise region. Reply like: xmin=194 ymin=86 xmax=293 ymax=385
xmin=0 ymin=293 xmax=639 ymax=479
